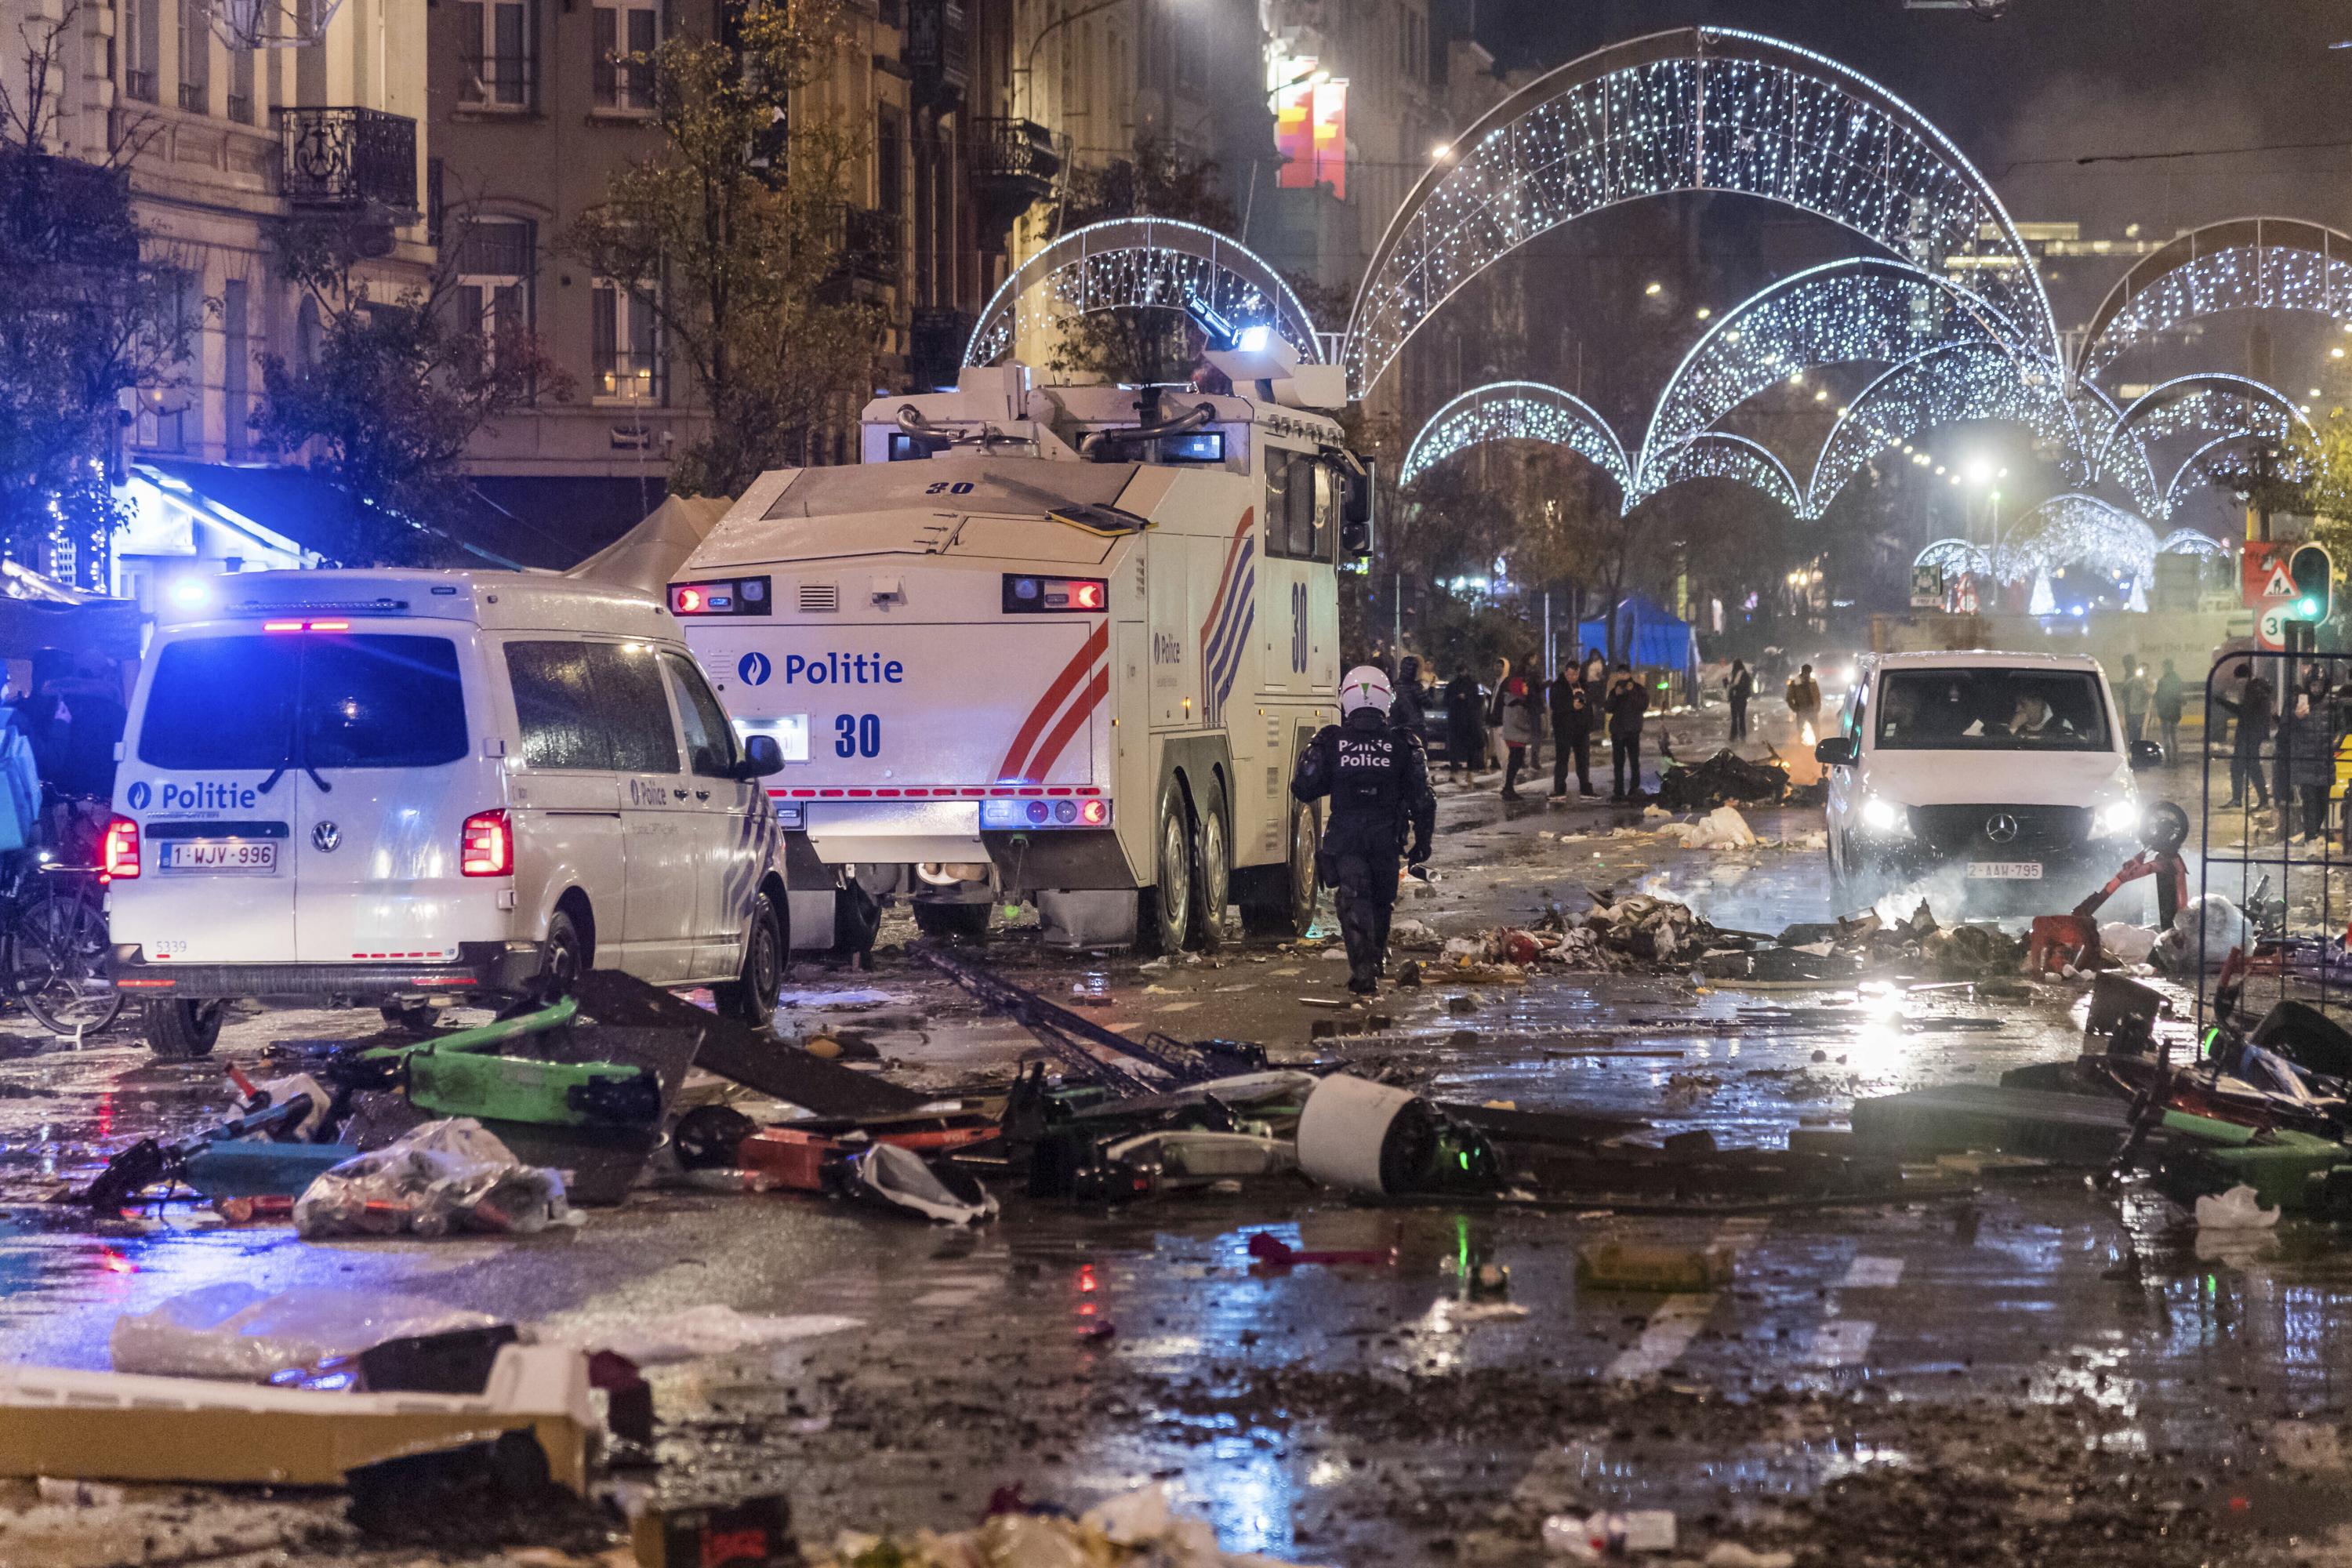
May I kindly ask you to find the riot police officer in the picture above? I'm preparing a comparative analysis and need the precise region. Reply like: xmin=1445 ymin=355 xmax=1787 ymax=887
xmin=1291 ymin=666 xmax=1436 ymax=995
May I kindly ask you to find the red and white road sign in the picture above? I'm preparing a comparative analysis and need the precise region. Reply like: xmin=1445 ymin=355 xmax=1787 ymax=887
xmin=2243 ymin=540 xmax=2295 ymax=609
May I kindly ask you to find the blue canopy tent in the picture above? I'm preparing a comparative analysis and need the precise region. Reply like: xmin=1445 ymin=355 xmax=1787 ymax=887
xmin=1575 ymin=596 xmax=1702 ymax=705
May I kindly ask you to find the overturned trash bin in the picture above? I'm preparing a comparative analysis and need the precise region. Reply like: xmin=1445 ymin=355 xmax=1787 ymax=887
xmin=1296 ymin=1075 xmax=1500 ymax=1197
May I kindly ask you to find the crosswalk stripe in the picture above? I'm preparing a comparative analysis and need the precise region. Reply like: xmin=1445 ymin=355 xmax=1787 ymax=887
xmin=1606 ymin=1293 xmax=1717 ymax=1381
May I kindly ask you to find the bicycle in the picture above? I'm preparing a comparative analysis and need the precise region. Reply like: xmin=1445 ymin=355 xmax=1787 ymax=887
xmin=2 ymin=793 xmax=125 ymax=1040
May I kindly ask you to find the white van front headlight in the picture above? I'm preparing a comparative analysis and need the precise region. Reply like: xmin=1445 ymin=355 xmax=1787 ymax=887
xmin=1860 ymin=796 xmax=1911 ymax=837
xmin=2094 ymin=800 xmax=2142 ymax=838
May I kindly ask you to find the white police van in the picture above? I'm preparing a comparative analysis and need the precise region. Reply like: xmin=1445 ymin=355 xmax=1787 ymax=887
xmin=673 ymin=343 xmax=1370 ymax=953
xmin=107 ymin=570 xmax=789 ymax=1057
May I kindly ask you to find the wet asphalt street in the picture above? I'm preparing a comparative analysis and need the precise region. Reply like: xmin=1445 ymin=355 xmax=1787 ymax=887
xmin=4 ymin=706 xmax=2352 ymax=1566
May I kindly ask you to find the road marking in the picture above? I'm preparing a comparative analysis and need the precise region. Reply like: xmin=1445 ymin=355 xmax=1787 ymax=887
xmin=1840 ymin=1254 xmax=1904 ymax=1289
xmin=1806 ymin=1317 xmax=1876 ymax=1367
xmin=1606 ymin=1293 xmax=1717 ymax=1381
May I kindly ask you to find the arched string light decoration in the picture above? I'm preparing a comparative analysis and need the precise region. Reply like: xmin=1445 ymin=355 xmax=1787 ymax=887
xmin=2075 ymin=219 xmax=2352 ymax=384
xmin=1632 ymin=257 xmax=2027 ymax=506
xmin=1914 ymin=538 xmax=1993 ymax=579
xmin=1999 ymin=494 xmax=2158 ymax=588
xmin=1399 ymin=382 xmax=1633 ymax=494
xmin=964 ymin=219 xmax=1325 ymax=371
xmin=1635 ymin=433 xmax=1806 ymax=517
xmin=1806 ymin=342 xmax=2077 ymax=519
xmin=1343 ymin=27 xmax=2059 ymax=401
xmin=2158 ymin=528 xmax=2231 ymax=559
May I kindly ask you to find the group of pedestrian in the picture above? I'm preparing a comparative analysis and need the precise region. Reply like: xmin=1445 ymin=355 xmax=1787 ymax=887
xmin=1410 ymin=650 xmax=1656 ymax=802
xmin=2214 ymin=659 xmax=2342 ymax=844
xmin=1539 ymin=651 xmax=1653 ymax=801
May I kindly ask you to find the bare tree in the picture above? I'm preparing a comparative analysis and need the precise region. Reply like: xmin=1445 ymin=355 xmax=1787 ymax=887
xmin=0 ymin=2 xmax=187 ymax=587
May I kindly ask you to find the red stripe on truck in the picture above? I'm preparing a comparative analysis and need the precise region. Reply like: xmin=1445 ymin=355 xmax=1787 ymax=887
xmin=1196 ymin=508 xmax=1254 ymax=648
xmin=998 ymin=621 xmax=1110 ymax=782
xmin=1022 ymin=667 xmax=1110 ymax=784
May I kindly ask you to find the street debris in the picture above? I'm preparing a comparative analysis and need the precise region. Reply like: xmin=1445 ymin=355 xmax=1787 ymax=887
xmin=110 ymin=1283 xmax=503 ymax=1381
xmin=2195 ymin=1182 xmax=2281 ymax=1230
xmin=1575 ymin=1239 xmax=1733 ymax=1292
xmin=815 ymin=1481 xmax=1326 ymax=1568
xmin=0 ymin=1343 xmax=594 ymax=1494
xmin=1658 ymin=804 xmax=1759 ymax=850
xmin=1656 ymin=749 xmax=1793 ymax=812
xmin=293 ymin=1118 xmax=577 ymax=1239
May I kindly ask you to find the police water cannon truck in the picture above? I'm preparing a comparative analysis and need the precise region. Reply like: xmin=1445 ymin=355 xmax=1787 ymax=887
xmin=670 ymin=329 xmax=1370 ymax=951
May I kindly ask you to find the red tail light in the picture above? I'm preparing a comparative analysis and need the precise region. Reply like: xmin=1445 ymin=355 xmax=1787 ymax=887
xmin=460 ymin=809 xmax=512 ymax=877
xmin=102 ymin=816 xmax=140 ymax=880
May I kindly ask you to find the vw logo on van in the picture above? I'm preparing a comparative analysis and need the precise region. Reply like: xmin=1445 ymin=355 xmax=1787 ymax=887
xmin=1984 ymin=813 xmax=2020 ymax=845
xmin=739 ymin=652 xmax=772 ymax=685
xmin=312 ymin=822 xmax=342 ymax=853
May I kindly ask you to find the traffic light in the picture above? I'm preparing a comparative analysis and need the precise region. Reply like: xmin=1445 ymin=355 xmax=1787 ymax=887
xmin=2289 ymin=543 xmax=2335 ymax=622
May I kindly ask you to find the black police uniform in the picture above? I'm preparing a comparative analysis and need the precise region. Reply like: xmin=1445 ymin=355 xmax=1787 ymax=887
xmin=1290 ymin=706 xmax=1436 ymax=993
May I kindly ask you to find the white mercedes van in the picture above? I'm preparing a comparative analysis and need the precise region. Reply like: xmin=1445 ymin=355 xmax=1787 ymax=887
xmin=107 ymin=570 xmax=789 ymax=1057
xmin=1816 ymin=651 xmax=2164 ymax=909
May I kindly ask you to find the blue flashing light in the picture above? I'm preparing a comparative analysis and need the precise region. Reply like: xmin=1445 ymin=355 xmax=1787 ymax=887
xmin=166 ymin=577 xmax=211 ymax=610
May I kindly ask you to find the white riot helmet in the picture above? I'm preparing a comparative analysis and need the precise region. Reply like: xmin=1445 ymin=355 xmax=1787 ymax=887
xmin=1340 ymin=665 xmax=1395 ymax=717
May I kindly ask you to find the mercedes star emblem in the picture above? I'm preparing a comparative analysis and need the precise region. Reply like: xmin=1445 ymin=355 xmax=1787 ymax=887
xmin=1984 ymin=813 xmax=2020 ymax=845
xmin=312 ymin=822 xmax=341 ymax=853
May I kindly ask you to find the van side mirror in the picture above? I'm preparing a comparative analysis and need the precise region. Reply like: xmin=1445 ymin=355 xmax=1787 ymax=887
xmin=2129 ymin=738 xmax=2164 ymax=771
xmin=739 ymin=734 xmax=786 ymax=779
xmin=1341 ymin=456 xmax=1374 ymax=561
xmin=1815 ymin=736 xmax=1857 ymax=767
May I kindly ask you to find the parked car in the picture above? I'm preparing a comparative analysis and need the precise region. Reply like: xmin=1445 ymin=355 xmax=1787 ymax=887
xmin=1815 ymin=651 xmax=2162 ymax=912
xmin=106 ymin=570 xmax=790 ymax=1058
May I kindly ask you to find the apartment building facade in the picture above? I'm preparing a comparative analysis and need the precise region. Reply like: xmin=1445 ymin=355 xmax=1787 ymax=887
xmin=0 ymin=0 xmax=432 ymax=601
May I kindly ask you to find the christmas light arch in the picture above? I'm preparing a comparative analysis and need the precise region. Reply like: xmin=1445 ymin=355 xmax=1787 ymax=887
xmin=2075 ymin=217 xmax=2352 ymax=383
xmin=1914 ymin=537 xmax=1993 ymax=577
xmin=1399 ymin=382 xmax=1632 ymax=493
xmin=2098 ymin=373 xmax=2312 ymax=472
xmin=1635 ymin=431 xmax=1806 ymax=518
xmin=2001 ymin=493 xmax=2158 ymax=583
xmin=1634 ymin=257 xmax=2027 ymax=503
xmin=2158 ymin=528 xmax=2231 ymax=559
xmin=964 ymin=218 xmax=1325 ymax=371
xmin=1342 ymin=26 xmax=2058 ymax=399
xmin=1804 ymin=341 xmax=2076 ymax=519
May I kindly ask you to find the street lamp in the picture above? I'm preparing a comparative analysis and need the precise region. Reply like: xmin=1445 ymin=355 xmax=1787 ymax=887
xmin=1018 ymin=0 xmax=1144 ymax=122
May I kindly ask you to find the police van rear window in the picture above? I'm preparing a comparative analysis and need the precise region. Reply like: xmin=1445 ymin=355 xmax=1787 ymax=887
xmin=139 ymin=635 xmax=467 ymax=771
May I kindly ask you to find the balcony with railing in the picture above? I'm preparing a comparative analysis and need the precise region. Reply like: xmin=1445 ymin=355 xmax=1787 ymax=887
xmin=968 ymin=118 xmax=1059 ymax=241
xmin=906 ymin=0 xmax=969 ymax=110
xmin=275 ymin=107 xmax=419 ymax=215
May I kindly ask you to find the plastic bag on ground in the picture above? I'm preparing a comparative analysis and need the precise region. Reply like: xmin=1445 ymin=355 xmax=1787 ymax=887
xmin=2195 ymin=1183 xmax=2281 ymax=1230
xmin=838 ymin=1142 xmax=997 ymax=1225
xmin=2173 ymin=894 xmax=2251 ymax=959
xmin=293 ymin=1118 xmax=575 ymax=1239
xmin=1669 ymin=805 xmax=1758 ymax=851
xmin=110 ymin=1282 xmax=499 ymax=1380
xmin=2097 ymin=922 xmax=2159 ymax=964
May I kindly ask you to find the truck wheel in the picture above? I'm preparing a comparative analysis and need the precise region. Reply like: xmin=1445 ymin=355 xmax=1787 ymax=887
xmin=1240 ymin=797 xmax=1319 ymax=938
xmin=715 ymin=893 xmax=786 ymax=1027
xmin=1188 ymin=783 xmax=1230 ymax=953
xmin=1139 ymin=783 xmax=1192 ymax=955
xmin=913 ymin=901 xmax=992 ymax=939
xmin=144 ymin=1000 xmax=224 ymax=1060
